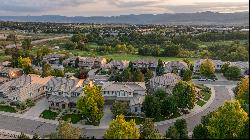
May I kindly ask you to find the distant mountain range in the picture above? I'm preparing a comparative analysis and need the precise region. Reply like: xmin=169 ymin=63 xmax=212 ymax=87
xmin=0 ymin=11 xmax=249 ymax=25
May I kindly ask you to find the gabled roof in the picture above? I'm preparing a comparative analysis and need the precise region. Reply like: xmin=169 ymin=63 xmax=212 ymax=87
xmin=102 ymin=82 xmax=146 ymax=93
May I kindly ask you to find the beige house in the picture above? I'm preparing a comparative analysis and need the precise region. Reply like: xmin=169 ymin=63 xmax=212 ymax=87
xmin=164 ymin=61 xmax=188 ymax=74
xmin=193 ymin=59 xmax=224 ymax=72
xmin=230 ymin=61 xmax=249 ymax=75
xmin=0 ymin=74 xmax=51 ymax=102
xmin=45 ymin=77 xmax=84 ymax=110
xmin=103 ymin=60 xmax=129 ymax=70
xmin=149 ymin=73 xmax=181 ymax=94
xmin=43 ymin=54 xmax=65 ymax=65
xmin=132 ymin=60 xmax=158 ymax=69
xmin=101 ymin=82 xmax=146 ymax=114
xmin=0 ymin=66 xmax=23 ymax=84
xmin=63 ymin=56 xmax=107 ymax=69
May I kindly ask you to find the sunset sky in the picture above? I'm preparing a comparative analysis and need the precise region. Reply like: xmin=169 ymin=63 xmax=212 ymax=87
xmin=0 ymin=0 xmax=248 ymax=16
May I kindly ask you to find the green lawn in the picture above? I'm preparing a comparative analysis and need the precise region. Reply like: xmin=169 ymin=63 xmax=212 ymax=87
xmin=40 ymin=110 xmax=58 ymax=120
xmin=0 ymin=105 xmax=17 ymax=113
xmin=197 ymin=100 xmax=206 ymax=107
xmin=125 ymin=116 xmax=145 ymax=125
xmin=201 ymin=91 xmax=211 ymax=101
xmin=61 ymin=114 xmax=83 ymax=124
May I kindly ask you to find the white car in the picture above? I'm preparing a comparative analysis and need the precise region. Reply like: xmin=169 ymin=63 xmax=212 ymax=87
xmin=198 ymin=78 xmax=207 ymax=81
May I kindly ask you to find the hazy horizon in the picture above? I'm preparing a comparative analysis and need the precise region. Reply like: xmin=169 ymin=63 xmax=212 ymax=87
xmin=0 ymin=0 xmax=249 ymax=16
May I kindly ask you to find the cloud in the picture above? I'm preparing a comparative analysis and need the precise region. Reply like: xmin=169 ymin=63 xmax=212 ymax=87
xmin=0 ymin=0 xmax=94 ymax=12
xmin=158 ymin=2 xmax=249 ymax=13
xmin=0 ymin=0 xmax=248 ymax=16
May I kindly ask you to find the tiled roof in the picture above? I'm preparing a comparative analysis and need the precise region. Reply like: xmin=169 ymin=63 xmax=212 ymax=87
xmin=102 ymin=82 xmax=146 ymax=93
xmin=150 ymin=73 xmax=181 ymax=86
xmin=45 ymin=77 xmax=83 ymax=93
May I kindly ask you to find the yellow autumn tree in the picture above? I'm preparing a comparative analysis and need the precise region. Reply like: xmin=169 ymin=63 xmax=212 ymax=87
xmin=200 ymin=59 xmax=215 ymax=77
xmin=58 ymin=120 xmax=81 ymax=139
xmin=104 ymin=114 xmax=140 ymax=139
xmin=76 ymin=83 xmax=104 ymax=126
xmin=235 ymin=76 xmax=249 ymax=100
xmin=207 ymin=100 xmax=248 ymax=139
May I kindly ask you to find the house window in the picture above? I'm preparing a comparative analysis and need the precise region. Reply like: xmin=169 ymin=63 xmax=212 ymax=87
xmin=135 ymin=107 xmax=137 ymax=112
xmin=56 ymin=103 xmax=59 ymax=107
xmin=59 ymin=92 xmax=63 ymax=95
xmin=29 ymin=93 xmax=32 ymax=97
xmin=51 ymin=103 xmax=54 ymax=106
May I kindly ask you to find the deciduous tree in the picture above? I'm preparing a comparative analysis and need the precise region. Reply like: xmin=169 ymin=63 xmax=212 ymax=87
xmin=104 ymin=115 xmax=140 ymax=139
xmin=76 ymin=84 xmax=104 ymax=126
xmin=172 ymin=81 xmax=196 ymax=110
xmin=200 ymin=59 xmax=215 ymax=78
xmin=207 ymin=100 xmax=248 ymax=139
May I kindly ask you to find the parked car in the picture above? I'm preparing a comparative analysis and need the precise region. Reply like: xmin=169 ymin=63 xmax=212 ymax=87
xmin=198 ymin=78 xmax=207 ymax=81
xmin=207 ymin=78 xmax=216 ymax=82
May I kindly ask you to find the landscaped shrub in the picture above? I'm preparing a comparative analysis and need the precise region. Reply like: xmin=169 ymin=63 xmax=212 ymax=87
xmin=26 ymin=99 xmax=35 ymax=107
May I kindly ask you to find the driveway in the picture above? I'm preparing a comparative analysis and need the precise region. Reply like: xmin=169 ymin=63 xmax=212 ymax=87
xmin=215 ymin=73 xmax=228 ymax=81
xmin=23 ymin=98 xmax=49 ymax=119
xmin=99 ymin=105 xmax=113 ymax=127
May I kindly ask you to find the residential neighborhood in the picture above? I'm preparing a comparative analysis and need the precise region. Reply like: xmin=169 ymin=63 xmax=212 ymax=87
xmin=0 ymin=1 xmax=249 ymax=139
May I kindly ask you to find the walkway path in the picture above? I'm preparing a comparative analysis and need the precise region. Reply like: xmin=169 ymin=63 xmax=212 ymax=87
xmin=23 ymin=98 xmax=48 ymax=119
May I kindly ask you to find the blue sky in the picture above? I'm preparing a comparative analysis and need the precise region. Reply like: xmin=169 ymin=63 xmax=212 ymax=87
xmin=0 ymin=0 xmax=248 ymax=16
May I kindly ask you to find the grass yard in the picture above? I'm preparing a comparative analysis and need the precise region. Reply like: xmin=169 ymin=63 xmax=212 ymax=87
xmin=125 ymin=116 xmax=145 ymax=125
xmin=197 ymin=100 xmax=206 ymax=107
xmin=0 ymin=105 xmax=17 ymax=113
xmin=40 ymin=110 xmax=58 ymax=120
xmin=61 ymin=114 xmax=83 ymax=124
xmin=201 ymin=91 xmax=211 ymax=101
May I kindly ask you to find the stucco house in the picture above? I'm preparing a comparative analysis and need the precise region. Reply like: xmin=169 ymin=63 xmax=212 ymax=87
xmin=101 ymin=82 xmax=146 ymax=114
xmin=164 ymin=61 xmax=188 ymax=74
xmin=132 ymin=60 xmax=158 ymax=69
xmin=45 ymin=77 xmax=84 ymax=110
xmin=103 ymin=60 xmax=129 ymax=70
xmin=230 ymin=61 xmax=249 ymax=75
xmin=0 ymin=74 xmax=51 ymax=103
xmin=0 ymin=66 xmax=23 ymax=84
xmin=63 ymin=56 xmax=106 ymax=69
xmin=149 ymin=73 xmax=181 ymax=94
xmin=193 ymin=59 xmax=224 ymax=73
xmin=43 ymin=54 xmax=66 ymax=65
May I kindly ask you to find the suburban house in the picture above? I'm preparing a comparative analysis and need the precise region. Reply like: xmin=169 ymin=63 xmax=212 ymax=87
xmin=103 ymin=60 xmax=129 ymax=70
xmin=132 ymin=60 xmax=158 ymax=69
xmin=43 ymin=54 xmax=66 ymax=65
xmin=230 ymin=61 xmax=249 ymax=75
xmin=0 ymin=66 xmax=23 ymax=84
xmin=193 ymin=59 xmax=225 ymax=73
xmin=194 ymin=59 xmax=249 ymax=75
xmin=45 ymin=77 xmax=84 ymax=110
xmin=149 ymin=73 xmax=181 ymax=94
xmin=0 ymin=74 xmax=51 ymax=102
xmin=63 ymin=56 xmax=107 ymax=69
xmin=101 ymin=82 xmax=146 ymax=114
xmin=164 ymin=61 xmax=188 ymax=74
